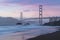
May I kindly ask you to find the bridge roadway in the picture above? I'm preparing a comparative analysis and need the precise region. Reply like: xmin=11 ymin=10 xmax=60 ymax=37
xmin=23 ymin=17 xmax=60 ymax=20
xmin=18 ymin=17 xmax=60 ymax=25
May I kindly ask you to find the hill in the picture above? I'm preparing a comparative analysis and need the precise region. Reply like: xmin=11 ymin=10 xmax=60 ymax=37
xmin=43 ymin=20 xmax=60 ymax=26
xmin=0 ymin=17 xmax=18 ymax=26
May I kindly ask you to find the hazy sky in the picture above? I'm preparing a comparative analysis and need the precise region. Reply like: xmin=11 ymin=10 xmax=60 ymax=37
xmin=0 ymin=0 xmax=60 ymax=18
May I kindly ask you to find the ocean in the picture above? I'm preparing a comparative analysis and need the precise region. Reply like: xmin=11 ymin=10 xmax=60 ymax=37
xmin=0 ymin=25 xmax=56 ymax=35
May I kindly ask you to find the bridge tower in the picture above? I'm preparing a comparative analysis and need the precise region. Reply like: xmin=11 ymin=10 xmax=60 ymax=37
xmin=39 ymin=5 xmax=43 ymax=25
xmin=20 ymin=12 xmax=23 ymax=21
xmin=16 ymin=12 xmax=23 ymax=25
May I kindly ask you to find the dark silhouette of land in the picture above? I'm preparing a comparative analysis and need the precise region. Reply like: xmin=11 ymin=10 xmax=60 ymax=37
xmin=27 ymin=31 xmax=60 ymax=40
xmin=43 ymin=20 xmax=60 ymax=26
xmin=0 ymin=17 xmax=18 ymax=26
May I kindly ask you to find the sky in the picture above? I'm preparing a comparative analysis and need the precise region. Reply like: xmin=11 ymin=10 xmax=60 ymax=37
xmin=0 ymin=0 xmax=60 ymax=18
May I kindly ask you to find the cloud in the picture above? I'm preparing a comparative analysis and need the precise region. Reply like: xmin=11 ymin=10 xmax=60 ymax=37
xmin=0 ymin=0 xmax=6 ymax=2
xmin=0 ymin=0 xmax=60 ymax=18
xmin=1 ymin=0 xmax=60 ymax=5
xmin=43 ymin=5 xmax=60 ymax=17
xmin=0 ymin=0 xmax=60 ymax=7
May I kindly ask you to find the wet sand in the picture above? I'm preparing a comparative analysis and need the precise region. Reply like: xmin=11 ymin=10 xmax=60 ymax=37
xmin=0 ymin=29 xmax=42 ymax=40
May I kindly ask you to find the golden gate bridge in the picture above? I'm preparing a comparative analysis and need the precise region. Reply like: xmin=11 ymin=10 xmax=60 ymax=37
xmin=17 ymin=5 xmax=60 ymax=25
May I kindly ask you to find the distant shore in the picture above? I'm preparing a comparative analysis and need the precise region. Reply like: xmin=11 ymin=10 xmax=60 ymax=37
xmin=27 ymin=31 xmax=60 ymax=40
xmin=43 ymin=20 xmax=60 ymax=26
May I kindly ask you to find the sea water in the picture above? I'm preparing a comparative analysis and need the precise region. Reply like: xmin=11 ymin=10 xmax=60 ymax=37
xmin=0 ymin=25 xmax=58 ymax=35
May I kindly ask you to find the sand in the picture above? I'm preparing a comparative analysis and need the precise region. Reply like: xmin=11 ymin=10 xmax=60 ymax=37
xmin=28 ymin=31 xmax=60 ymax=40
